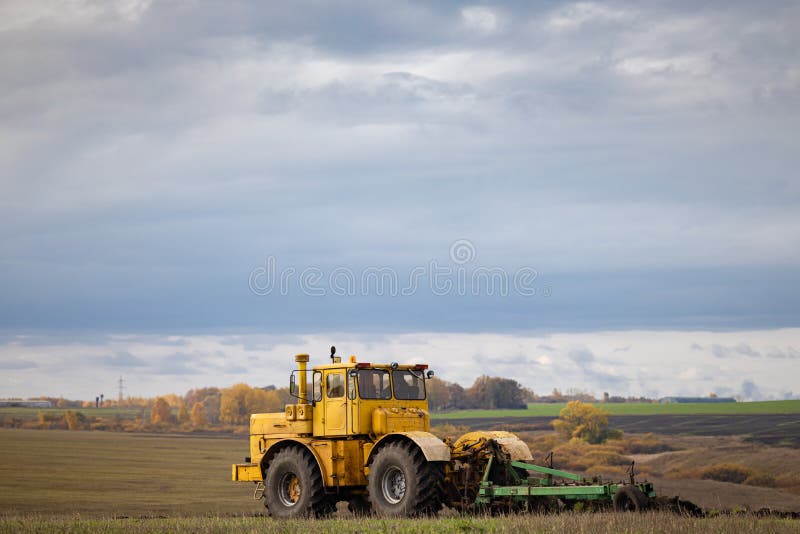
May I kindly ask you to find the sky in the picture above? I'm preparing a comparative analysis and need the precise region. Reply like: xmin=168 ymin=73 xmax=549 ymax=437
xmin=1 ymin=1 xmax=799 ymax=400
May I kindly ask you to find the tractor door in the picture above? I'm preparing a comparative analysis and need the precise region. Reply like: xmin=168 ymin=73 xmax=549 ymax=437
xmin=323 ymin=369 xmax=346 ymax=435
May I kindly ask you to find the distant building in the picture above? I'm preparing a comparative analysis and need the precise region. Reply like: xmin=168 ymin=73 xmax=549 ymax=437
xmin=658 ymin=396 xmax=735 ymax=404
xmin=0 ymin=399 xmax=53 ymax=408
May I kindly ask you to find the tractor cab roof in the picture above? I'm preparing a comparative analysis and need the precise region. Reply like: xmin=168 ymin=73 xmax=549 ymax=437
xmin=311 ymin=361 xmax=429 ymax=372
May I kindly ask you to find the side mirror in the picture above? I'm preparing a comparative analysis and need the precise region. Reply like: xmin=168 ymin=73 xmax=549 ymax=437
xmin=289 ymin=374 xmax=297 ymax=396
xmin=348 ymin=369 xmax=357 ymax=378
xmin=426 ymin=370 xmax=434 ymax=379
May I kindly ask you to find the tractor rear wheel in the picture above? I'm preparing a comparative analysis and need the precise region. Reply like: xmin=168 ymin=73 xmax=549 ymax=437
xmin=613 ymin=485 xmax=648 ymax=512
xmin=368 ymin=441 xmax=444 ymax=517
xmin=264 ymin=447 xmax=327 ymax=518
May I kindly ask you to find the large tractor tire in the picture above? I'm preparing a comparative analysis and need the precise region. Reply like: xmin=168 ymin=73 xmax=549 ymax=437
xmin=368 ymin=441 xmax=445 ymax=517
xmin=264 ymin=447 xmax=329 ymax=519
xmin=613 ymin=485 xmax=648 ymax=512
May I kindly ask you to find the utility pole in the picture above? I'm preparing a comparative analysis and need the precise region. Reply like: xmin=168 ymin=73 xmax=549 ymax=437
xmin=118 ymin=376 xmax=125 ymax=407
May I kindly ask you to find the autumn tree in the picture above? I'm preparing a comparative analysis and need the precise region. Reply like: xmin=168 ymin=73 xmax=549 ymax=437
xmin=150 ymin=397 xmax=172 ymax=425
xmin=465 ymin=376 xmax=527 ymax=409
xmin=427 ymin=378 xmax=467 ymax=411
xmin=220 ymin=384 xmax=251 ymax=424
xmin=177 ymin=402 xmax=189 ymax=424
xmin=185 ymin=387 xmax=221 ymax=424
xmin=64 ymin=410 xmax=85 ymax=430
xmin=552 ymin=401 xmax=616 ymax=444
xmin=190 ymin=402 xmax=207 ymax=427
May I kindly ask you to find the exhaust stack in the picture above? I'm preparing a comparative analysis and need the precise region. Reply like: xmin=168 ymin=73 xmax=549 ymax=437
xmin=295 ymin=353 xmax=309 ymax=403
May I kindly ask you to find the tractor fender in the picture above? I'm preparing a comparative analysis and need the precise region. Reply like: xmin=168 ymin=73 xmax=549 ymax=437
xmin=260 ymin=438 xmax=327 ymax=481
xmin=367 ymin=431 xmax=451 ymax=465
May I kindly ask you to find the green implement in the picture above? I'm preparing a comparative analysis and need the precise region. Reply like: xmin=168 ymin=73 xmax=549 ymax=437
xmin=470 ymin=444 xmax=656 ymax=512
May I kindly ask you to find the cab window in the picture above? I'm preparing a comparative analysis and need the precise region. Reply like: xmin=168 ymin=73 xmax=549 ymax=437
xmin=326 ymin=373 xmax=344 ymax=398
xmin=392 ymin=370 xmax=426 ymax=400
xmin=357 ymin=369 xmax=391 ymax=399
xmin=312 ymin=371 xmax=323 ymax=402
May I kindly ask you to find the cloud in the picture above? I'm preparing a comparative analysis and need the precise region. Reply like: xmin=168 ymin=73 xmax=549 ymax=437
xmin=95 ymin=351 xmax=147 ymax=367
xmin=0 ymin=329 xmax=798 ymax=400
xmin=741 ymin=379 xmax=762 ymax=401
xmin=765 ymin=347 xmax=800 ymax=359
xmin=568 ymin=347 xmax=595 ymax=365
xmin=0 ymin=0 xmax=798 ymax=336
xmin=461 ymin=6 xmax=499 ymax=34
xmin=0 ymin=358 xmax=37 ymax=370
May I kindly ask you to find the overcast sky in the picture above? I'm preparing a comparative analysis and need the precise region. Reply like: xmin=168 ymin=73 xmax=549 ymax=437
xmin=1 ymin=1 xmax=798 ymax=400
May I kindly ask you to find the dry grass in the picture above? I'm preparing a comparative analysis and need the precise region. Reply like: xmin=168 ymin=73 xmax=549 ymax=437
xmin=0 ymin=428 xmax=255 ymax=517
xmin=0 ymin=512 xmax=797 ymax=533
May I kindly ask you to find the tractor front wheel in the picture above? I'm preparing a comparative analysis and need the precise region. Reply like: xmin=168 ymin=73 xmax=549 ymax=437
xmin=264 ymin=447 xmax=327 ymax=518
xmin=368 ymin=441 xmax=444 ymax=517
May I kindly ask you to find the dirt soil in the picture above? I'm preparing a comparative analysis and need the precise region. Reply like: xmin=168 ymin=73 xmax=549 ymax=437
xmin=437 ymin=414 xmax=800 ymax=447
xmin=653 ymin=478 xmax=800 ymax=512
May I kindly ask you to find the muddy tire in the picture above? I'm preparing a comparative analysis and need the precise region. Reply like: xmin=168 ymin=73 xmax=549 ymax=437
xmin=613 ymin=485 xmax=648 ymax=512
xmin=368 ymin=441 xmax=445 ymax=517
xmin=264 ymin=447 xmax=327 ymax=518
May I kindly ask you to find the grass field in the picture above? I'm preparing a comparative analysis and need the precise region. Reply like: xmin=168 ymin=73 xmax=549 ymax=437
xmin=431 ymin=400 xmax=800 ymax=419
xmin=0 ymin=428 xmax=254 ymax=517
xmin=2 ymin=428 xmax=799 ymax=532
xmin=0 ymin=513 xmax=797 ymax=534
xmin=0 ymin=407 xmax=142 ymax=419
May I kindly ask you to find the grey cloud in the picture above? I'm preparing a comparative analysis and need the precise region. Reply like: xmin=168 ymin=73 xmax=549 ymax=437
xmin=709 ymin=343 xmax=770 ymax=359
xmin=765 ymin=347 xmax=800 ymax=359
xmin=582 ymin=367 xmax=629 ymax=390
xmin=741 ymin=379 xmax=763 ymax=401
xmin=613 ymin=345 xmax=631 ymax=352
xmin=1 ymin=0 xmax=799 ymax=335
xmin=0 ymin=358 xmax=37 ymax=369
xmin=734 ymin=343 xmax=761 ymax=358
xmin=94 ymin=351 xmax=147 ymax=368
xmin=150 ymin=353 xmax=203 ymax=376
xmin=538 ymin=344 xmax=557 ymax=352
xmin=479 ymin=352 xmax=536 ymax=366
xmin=567 ymin=348 xmax=595 ymax=365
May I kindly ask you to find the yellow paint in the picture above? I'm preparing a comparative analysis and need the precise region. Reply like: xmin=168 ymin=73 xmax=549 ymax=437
xmin=232 ymin=463 xmax=261 ymax=481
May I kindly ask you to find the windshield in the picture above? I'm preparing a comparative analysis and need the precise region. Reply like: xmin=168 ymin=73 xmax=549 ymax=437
xmin=392 ymin=370 xmax=426 ymax=400
xmin=357 ymin=369 xmax=391 ymax=399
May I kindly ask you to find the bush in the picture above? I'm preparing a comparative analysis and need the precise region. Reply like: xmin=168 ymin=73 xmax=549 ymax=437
xmin=699 ymin=463 xmax=754 ymax=484
xmin=621 ymin=433 xmax=672 ymax=454
xmin=744 ymin=473 xmax=776 ymax=487
xmin=64 ymin=410 xmax=87 ymax=430
xmin=552 ymin=401 xmax=614 ymax=444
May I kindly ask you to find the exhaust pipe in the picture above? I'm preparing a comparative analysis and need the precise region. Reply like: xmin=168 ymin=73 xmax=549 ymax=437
xmin=295 ymin=353 xmax=309 ymax=403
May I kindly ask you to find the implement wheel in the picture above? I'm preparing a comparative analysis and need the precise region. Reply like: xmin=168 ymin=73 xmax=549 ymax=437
xmin=264 ymin=447 xmax=327 ymax=518
xmin=613 ymin=485 xmax=648 ymax=512
xmin=368 ymin=441 xmax=444 ymax=517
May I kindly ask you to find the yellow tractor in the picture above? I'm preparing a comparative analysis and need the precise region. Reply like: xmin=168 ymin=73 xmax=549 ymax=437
xmin=232 ymin=347 xmax=656 ymax=517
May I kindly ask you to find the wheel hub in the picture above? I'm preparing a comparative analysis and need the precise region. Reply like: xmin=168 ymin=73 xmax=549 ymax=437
xmin=278 ymin=472 xmax=301 ymax=507
xmin=381 ymin=465 xmax=406 ymax=504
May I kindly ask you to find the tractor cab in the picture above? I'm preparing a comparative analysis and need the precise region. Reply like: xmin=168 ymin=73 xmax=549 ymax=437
xmin=288 ymin=347 xmax=433 ymax=438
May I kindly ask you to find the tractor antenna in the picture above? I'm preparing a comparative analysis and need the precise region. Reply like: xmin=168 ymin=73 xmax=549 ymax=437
xmin=330 ymin=345 xmax=336 ymax=363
